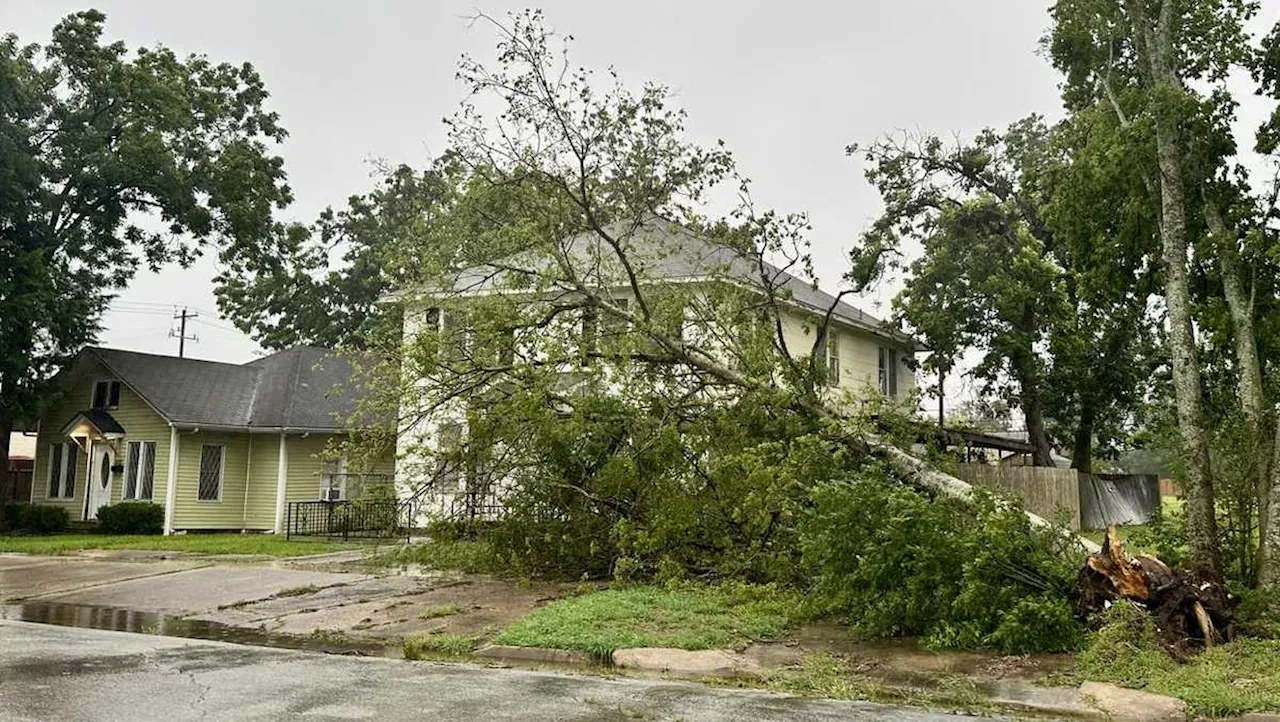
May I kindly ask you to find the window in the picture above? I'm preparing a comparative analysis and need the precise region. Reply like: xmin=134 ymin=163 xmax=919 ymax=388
xmin=580 ymin=307 xmax=599 ymax=364
xmin=46 ymin=442 xmax=78 ymax=499
xmin=435 ymin=423 xmax=464 ymax=490
xmin=825 ymin=330 xmax=841 ymax=387
xmin=320 ymin=457 xmax=346 ymax=501
xmin=124 ymin=441 xmax=156 ymax=500
xmin=197 ymin=445 xmax=225 ymax=501
xmin=878 ymin=347 xmax=899 ymax=396
xmin=91 ymin=380 xmax=121 ymax=410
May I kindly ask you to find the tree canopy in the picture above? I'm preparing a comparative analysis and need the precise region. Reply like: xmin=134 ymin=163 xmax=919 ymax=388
xmin=0 ymin=10 xmax=290 ymax=467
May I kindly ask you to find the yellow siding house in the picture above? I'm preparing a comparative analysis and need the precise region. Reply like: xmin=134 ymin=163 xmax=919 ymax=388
xmin=26 ymin=347 xmax=392 ymax=533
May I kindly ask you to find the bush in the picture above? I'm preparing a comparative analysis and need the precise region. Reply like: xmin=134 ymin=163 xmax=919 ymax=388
xmin=0 ymin=504 xmax=18 ymax=533
xmin=3 ymin=504 xmax=70 ymax=534
xmin=799 ymin=466 xmax=1084 ymax=654
xmin=95 ymin=502 xmax=164 ymax=535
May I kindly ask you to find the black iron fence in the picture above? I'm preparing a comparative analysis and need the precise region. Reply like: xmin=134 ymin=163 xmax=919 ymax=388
xmin=285 ymin=499 xmax=413 ymax=541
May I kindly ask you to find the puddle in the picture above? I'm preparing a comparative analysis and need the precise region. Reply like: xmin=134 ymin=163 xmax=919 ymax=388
xmin=2 ymin=601 xmax=401 ymax=659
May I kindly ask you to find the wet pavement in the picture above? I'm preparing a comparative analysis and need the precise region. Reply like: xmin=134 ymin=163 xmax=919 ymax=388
xmin=0 ymin=621 xmax=998 ymax=722
xmin=36 ymin=564 xmax=364 ymax=614
xmin=0 ymin=555 xmax=202 ymax=600
xmin=0 ymin=552 xmax=574 ymax=652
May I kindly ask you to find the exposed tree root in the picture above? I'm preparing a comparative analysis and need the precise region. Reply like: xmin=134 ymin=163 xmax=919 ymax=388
xmin=1077 ymin=526 xmax=1235 ymax=659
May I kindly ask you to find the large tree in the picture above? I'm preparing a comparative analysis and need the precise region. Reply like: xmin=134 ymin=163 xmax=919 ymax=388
xmin=852 ymin=118 xmax=1154 ymax=473
xmin=1048 ymin=0 xmax=1280 ymax=579
xmin=216 ymin=161 xmax=458 ymax=350
xmin=0 ymin=11 xmax=290 ymax=473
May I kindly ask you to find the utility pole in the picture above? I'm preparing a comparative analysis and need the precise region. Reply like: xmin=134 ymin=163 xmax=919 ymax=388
xmin=170 ymin=308 xmax=198 ymax=358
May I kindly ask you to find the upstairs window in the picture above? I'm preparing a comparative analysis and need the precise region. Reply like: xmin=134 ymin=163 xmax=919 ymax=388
xmin=878 ymin=347 xmax=899 ymax=396
xmin=825 ymin=330 xmax=841 ymax=387
xmin=91 ymin=380 xmax=121 ymax=410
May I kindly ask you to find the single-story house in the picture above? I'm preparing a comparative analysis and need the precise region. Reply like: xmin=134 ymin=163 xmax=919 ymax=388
xmin=23 ymin=346 xmax=393 ymax=534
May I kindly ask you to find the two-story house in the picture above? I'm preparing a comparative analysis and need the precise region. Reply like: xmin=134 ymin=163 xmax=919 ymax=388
xmin=391 ymin=217 xmax=917 ymax=517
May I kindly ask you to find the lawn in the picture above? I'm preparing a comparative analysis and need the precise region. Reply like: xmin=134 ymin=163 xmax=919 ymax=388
xmin=375 ymin=537 xmax=507 ymax=575
xmin=493 ymin=584 xmax=796 ymax=655
xmin=0 ymin=533 xmax=359 ymax=557
xmin=1079 ymin=635 xmax=1280 ymax=717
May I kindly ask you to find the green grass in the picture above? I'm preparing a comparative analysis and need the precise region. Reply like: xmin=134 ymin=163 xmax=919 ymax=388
xmin=419 ymin=603 xmax=461 ymax=619
xmin=273 ymin=584 xmax=322 ymax=598
xmin=493 ymin=584 xmax=796 ymax=656
xmin=377 ymin=538 xmax=506 ymax=575
xmin=402 ymin=632 xmax=480 ymax=659
xmin=0 ymin=534 xmax=357 ymax=557
xmin=1080 ymin=637 xmax=1280 ymax=717
xmin=1076 ymin=600 xmax=1280 ymax=717
xmin=754 ymin=653 xmax=993 ymax=714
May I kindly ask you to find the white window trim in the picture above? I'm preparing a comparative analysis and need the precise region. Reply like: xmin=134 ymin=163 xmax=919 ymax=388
xmin=320 ymin=457 xmax=347 ymax=501
xmin=47 ymin=442 xmax=75 ymax=499
xmin=90 ymin=379 xmax=121 ymax=411
xmin=197 ymin=444 xmax=226 ymax=503
xmin=825 ymin=330 xmax=841 ymax=387
xmin=124 ymin=441 xmax=157 ymax=501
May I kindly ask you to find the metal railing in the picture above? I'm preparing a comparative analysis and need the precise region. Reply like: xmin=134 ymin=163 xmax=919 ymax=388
xmin=284 ymin=498 xmax=413 ymax=541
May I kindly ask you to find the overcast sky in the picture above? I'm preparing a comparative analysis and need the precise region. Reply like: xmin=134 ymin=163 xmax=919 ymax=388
xmin=8 ymin=0 xmax=1275 ymax=415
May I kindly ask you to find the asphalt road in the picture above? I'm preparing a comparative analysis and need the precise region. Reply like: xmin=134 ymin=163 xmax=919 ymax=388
xmin=0 ymin=621 xmax=996 ymax=722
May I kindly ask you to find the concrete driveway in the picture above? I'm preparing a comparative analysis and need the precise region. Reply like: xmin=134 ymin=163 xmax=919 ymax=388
xmin=0 ymin=621 xmax=997 ymax=722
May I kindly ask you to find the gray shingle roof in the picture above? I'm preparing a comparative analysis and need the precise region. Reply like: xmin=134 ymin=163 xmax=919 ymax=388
xmin=448 ymin=217 xmax=914 ymax=347
xmin=89 ymin=346 xmax=362 ymax=430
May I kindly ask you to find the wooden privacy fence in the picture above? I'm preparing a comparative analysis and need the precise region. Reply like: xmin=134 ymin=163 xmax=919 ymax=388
xmin=957 ymin=464 xmax=1082 ymax=531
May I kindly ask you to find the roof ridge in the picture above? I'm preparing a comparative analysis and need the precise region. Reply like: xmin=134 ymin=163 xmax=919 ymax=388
xmin=90 ymin=346 xmax=247 ymax=369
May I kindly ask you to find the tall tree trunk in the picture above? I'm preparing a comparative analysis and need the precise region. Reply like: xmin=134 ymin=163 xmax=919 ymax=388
xmin=1014 ymin=304 xmax=1054 ymax=467
xmin=1265 ymin=420 xmax=1280 ymax=588
xmin=0 ymin=413 xmax=11 ymax=504
xmin=1206 ymin=202 xmax=1271 ymax=585
xmin=1155 ymin=133 xmax=1219 ymax=573
xmin=1126 ymin=0 xmax=1220 ymax=574
xmin=1072 ymin=402 xmax=1095 ymax=474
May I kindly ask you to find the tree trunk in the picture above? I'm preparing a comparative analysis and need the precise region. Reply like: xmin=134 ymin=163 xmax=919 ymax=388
xmin=1153 ymin=121 xmax=1219 ymax=574
xmin=1155 ymin=139 xmax=1218 ymax=572
xmin=0 ymin=414 xmax=11 ymax=504
xmin=1206 ymin=202 xmax=1271 ymax=585
xmin=1072 ymin=403 xmax=1095 ymax=474
xmin=1014 ymin=304 xmax=1054 ymax=467
xmin=1265 ymin=420 xmax=1280 ymax=588
xmin=1125 ymin=0 xmax=1219 ymax=575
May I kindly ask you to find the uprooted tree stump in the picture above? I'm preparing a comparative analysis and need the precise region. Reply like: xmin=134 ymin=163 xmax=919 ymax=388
xmin=1076 ymin=526 xmax=1235 ymax=659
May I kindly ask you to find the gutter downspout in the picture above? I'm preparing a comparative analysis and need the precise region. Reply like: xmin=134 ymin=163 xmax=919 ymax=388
xmin=273 ymin=432 xmax=288 ymax=534
xmin=163 ymin=425 xmax=179 ymax=535
xmin=242 ymin=435 xmax=253 ymax=531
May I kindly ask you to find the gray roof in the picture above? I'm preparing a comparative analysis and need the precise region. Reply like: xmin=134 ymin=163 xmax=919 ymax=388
xmin=447 ymin=217 xmax=915 ymax=348
xmin=89 ymin=346 xmax=363 ymax=430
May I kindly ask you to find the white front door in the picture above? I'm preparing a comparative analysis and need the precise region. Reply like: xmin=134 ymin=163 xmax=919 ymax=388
xmin=87 ymin=446 xmax=113 ymax=520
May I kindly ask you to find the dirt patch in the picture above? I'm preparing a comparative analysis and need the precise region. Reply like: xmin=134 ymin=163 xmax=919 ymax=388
xmin=343 ymin=577 xmax=578 ymax=639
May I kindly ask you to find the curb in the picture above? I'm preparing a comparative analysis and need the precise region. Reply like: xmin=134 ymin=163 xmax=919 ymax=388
xmin=474 ymin=644 xmax=602 ymax=666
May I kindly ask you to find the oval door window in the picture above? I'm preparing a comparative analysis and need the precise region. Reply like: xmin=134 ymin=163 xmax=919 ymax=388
xmin=99 ymin=454 xmax=110 ymax=489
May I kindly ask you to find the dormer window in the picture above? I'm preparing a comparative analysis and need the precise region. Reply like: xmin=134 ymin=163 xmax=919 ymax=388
xmin=91 ymin=380 xmax=121 ymax=410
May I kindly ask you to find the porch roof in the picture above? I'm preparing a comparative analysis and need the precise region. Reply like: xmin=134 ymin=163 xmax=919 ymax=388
xmin=60 ymin=409 xmax=126 ymax=440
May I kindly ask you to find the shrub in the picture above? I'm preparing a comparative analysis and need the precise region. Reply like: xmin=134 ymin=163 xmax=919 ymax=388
xmin=95 ymin=502 xmax=164 ymax=535
xmin=7 ymin=504 xmax=70 ymax=534
xmin=800 ymin=466 xmax=1084 ymax=654
xmin=0 ymin=504 xmax=19 ymax=533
